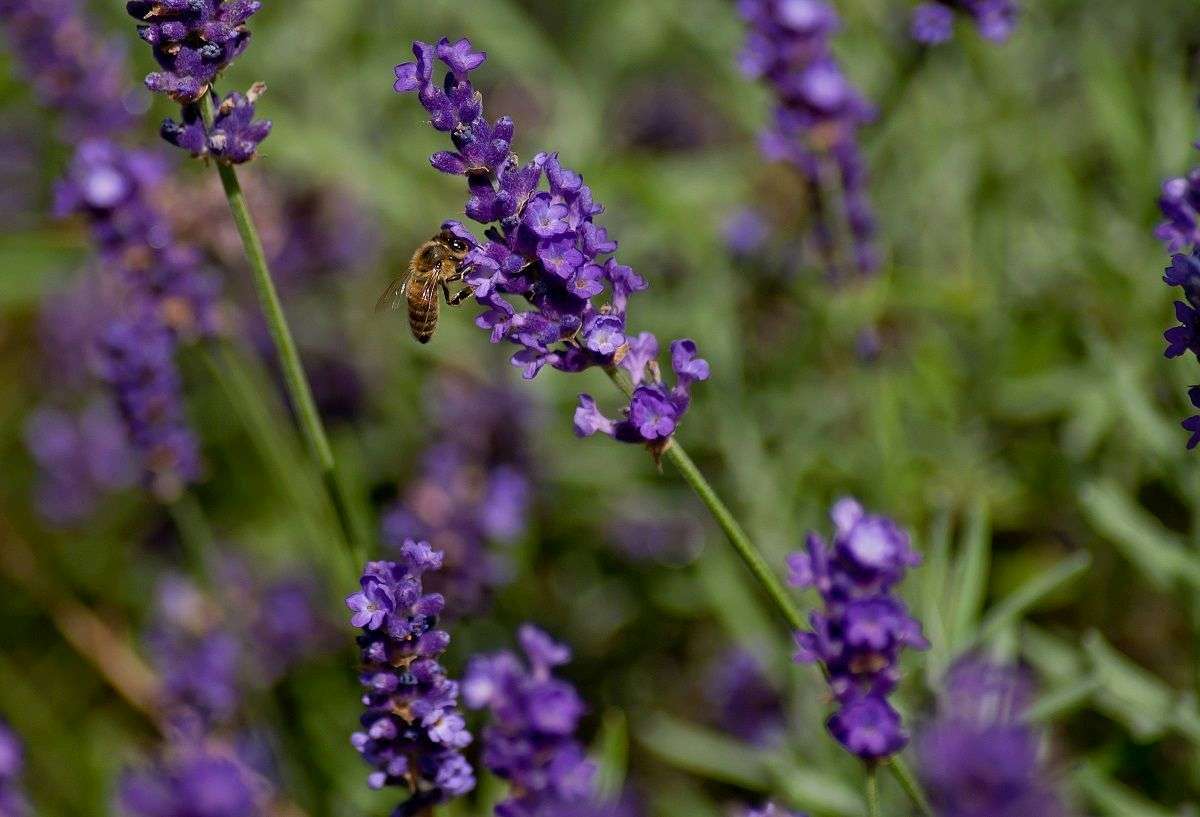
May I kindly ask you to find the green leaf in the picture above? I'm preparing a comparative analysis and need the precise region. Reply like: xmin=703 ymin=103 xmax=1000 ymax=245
xmin=763 ymin=756 xmax=865 ymax=817
xmin=1079 ymin=481 xmax=1200 ymax=590
xmin=950 ymin=498 xmax=991 ymax=650
xmin=975 ymin=551 xmax=1091 ymax=644
xmin=1074 ymin=762 xmax=1178 ymax=817
xmin=592 ymin=708 xmax=629 ymax=801
xmin=638 ymin=713 xmax=771 ymax=790
xmin=1083 ymin=631 xmax=1174 ymax=740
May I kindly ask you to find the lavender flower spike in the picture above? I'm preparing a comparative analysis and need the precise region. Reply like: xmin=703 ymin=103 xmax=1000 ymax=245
xmin=464 ymin=624 xmax=596 ymax=817
xmin=392 ymin=38 xmax=709 ymax=448
xmin=917 ymin=658 xmax=1066 ymax=817
xmin=161 ymin=84 xmax=272 ymax=164
xmin=346 ymin=542 xmax=475 ymax=814
xmin=125 ymin=0 xmax=261 ymax=102
xmin=0 ymin=721 xmax=29 ymax=817
xmin=910 ymin=1 xmax=1019 ymax=45
xmin=787 ymin=498 xmax=927 ymax=760
xmin=739 ymin=0 xmax=878 ymax=279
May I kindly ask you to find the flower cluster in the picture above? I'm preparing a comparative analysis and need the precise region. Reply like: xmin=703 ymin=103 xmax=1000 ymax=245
xmin=161 ymin=85 xmax=272 ymax=164
xmin=739 ymin=0 xmax=878 ymax=279
xmin=346 ymin=543 xmax=475 ymax=813
xmin=910 ymin=1 xmax=1019 ymax=45
xmin=0 ymin=0 xmax=135 ymax=137
xmin=382 ymin=373 xmax=532 ymax=615
xmin=393 ymin=38 xmax=708 ymax=444
xmin=787 ymin=498 xmax=927 ymax=759
xmin=574 ymin=335 xmax=710 ymax=447
xmin=0 ymin=722 xmax=28 ymax=817
xmin=917 ymin=658 xmax=1066 ymax=817
xmin=125 ymin=0 xmax=260 ymax=102
xmin=118 ymin=737 xmax=266 ymax=817
xmin=1156 ymin=145 xmax=1200 ymax=447
xmin=53 ymin=140 xmax=222 ymax=498
xmin=463 ymin=624 xmax=596 ymax=817
xmin=24 ymin=402 xmax=136 ymax=525
xmin=706 ymin=649 xmax=785 ymax=747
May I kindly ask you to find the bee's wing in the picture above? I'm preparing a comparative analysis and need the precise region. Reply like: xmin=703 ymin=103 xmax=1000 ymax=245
xmin=375 ymin=274 xmax=410 ymax=313
xmin=418 ymin=272 xmax=442 ymax=307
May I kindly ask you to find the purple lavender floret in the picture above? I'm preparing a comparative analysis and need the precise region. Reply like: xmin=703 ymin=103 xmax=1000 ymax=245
xmin=787 ymin=498 xmax=927 ymax=760
xmin=1158 ymin=186 xmax=1200 ymax=447
xmin=393 ymin=38 xmax=708 ymax=445
xmin=744 ymin=805 xmax=805 ymax=817
xmin=739 ymin=0 xmax=878 ymax=279
xmin=910 ymin=1 xmax=1018 ymax=45
xmin=574 ymin=335 xmax=710 ymax=446
xmin=917 ymin=658 xmax=1066 ymax=817
xmin=463 ymin=624 xmax=596 ymax=817
xmin=161 ymin=86 xmax=271 ymax=164
xmin=118 ymin=738 xmax=265 ymax=817
xmin=98 ymin=314 xmax=203 ymax=501
xmin=0 ymin=721 xmax=28 ymax=817
xmin=346 ymin=542 xmax=475 ymax=813
xmin=24 ymin=402 xmax=137 ymax=526
xmin=0 ymin=0 xmax=136 ymax=137
xmin=125 ymin=0 xmax=261 ymax=102
xmin=706 ymin=649 xmax=785 ymax=746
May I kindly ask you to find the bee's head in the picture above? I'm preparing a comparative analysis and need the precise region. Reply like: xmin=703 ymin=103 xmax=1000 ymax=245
xmin=437 ymin=229 xmax=471 ymax=261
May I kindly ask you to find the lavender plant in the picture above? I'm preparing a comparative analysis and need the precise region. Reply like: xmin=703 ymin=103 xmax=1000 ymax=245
xmin=391 ymin=39 xmax=709 ymax=451
xmin=1157 ymin=161 xmax=1200 ymax=446
xmin=463 ymin=624 xmax=596 ymax=817
xmin=909 ymin=1 xmax=1019 ymax=45
xmin=705 ymin=649 xmax=785 ymax=747
xmin=917 ymin=658 xmax=1067 ymax=817
xmin=738 ymin=0 xmax=878 ymax=280
xmin=118 ymin=736 xmax=267 ymax=817
xmin=787 ymin=498 xmax=927 ymax=760
xmin=0 ymin=723 xmax=27 ymax=817
xmin=345 ymin=542 xmax=475 ymax=814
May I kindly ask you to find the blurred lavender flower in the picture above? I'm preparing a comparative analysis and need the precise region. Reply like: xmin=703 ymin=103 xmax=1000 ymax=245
xmin=161 ymin=85 xmax=271 ymax=164
xmin=607 ymin=506 xmax=703 ymax=565
xmin=910 ymin=1 xmax=1018 ymax=45
xmin=917 ymin=658 xmax=1066 ymax=817
xmin=744 ymin=805 xmax=804 ymax=817
xmin=723 ymin=209 xmax=771 ymax=257
xmin=125 ymin=0 xmax=260 ymax=103
xmin=0 ymin=0 xmax=136 ymax=137
xmin=382 ymin=374 xmax=532 ymax=615
xmin=0 ymin=721 xmax=28 ymax=817
xmin=739 ymin=0 xmax=878 ymax=279
xmin=119 ymin=738 xmax=266 ymax=817
xmin=24 ymin=402 xmax=137 ymax=525
xmin=787 ymin=498 xmax=927 ymax=759
xmin=706 ymin=649 xmax=785 ymax=746
xmin=464 ymin=624 xmax=596 ymax=817
xmin=393 ymin=38 xmax=709 ymax=447
xmin=346 ymin=542 xmax=475 ymax=813
xmin=150 ymin=575 xmax=242 ymax=722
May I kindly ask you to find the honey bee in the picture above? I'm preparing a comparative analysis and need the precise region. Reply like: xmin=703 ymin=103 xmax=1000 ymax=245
xmin=376 ymin=229 xmax=473 ymax=343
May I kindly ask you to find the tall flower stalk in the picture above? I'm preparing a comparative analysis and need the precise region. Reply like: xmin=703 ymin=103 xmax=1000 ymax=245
xmin=390 ymin=36 xmax=932 ymax=812
xmin=122 ymin=0 xmax=363 ymax=560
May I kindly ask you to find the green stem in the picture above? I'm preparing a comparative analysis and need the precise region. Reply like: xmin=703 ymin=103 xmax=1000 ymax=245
xmin=866 ymin=765 xmax=881 ymax=817
xmin=168 ymin=490 xmax=215 ymax=579
xmin=603 ymin=366 xmax=932 ymax=814
xmin=887 ymin=756 xmax=933 ymax=817
xmin=200 ymin=92 xmax=364 ymax=566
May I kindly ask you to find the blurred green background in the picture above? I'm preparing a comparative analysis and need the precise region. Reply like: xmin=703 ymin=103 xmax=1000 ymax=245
xmin=4 ymin=0 xmax=1200 ymax=815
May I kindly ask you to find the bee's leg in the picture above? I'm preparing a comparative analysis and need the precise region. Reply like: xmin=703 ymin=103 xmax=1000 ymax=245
xmin=441 ymin=280 xmax=452 ymax=302
xmin=448 ymin=286 xmax=474 ymax=305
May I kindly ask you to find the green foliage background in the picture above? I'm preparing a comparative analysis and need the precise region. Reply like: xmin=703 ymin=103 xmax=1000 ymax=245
xmin=3 ymin=0 xmax=1200 ymax=814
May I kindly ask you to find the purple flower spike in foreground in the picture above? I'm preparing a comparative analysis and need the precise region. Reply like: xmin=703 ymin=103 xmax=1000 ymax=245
xmin=125 ymin=0 xmax=261 ymax=102
xmin=0 ymin=721 xmax=28 ymax=817
xmin=787 ymin=498 xmax=927 ymax=760
xmin=739 ymin=0 xmax=878 ymax=279
xmin=392 ymin=37 xmax=709 ymax=447
xmin=346 ymin=542 xmax=475 ymax=815
xmin=464 ymin=624 xmax=596 ymax=817
xmin=910 ymin=1 xmax=1018 ymax=45
xmin=917 ymin=658 xmax=1066 ymax=817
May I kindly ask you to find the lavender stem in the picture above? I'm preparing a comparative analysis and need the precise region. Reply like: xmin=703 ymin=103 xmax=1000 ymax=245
xmin=866 ymin=765 xmax=880 ymax=817
xmin=603 ymin=366 xmax=933 ymax=815
xmin=199 ymin=92 xmax=363 ymax=565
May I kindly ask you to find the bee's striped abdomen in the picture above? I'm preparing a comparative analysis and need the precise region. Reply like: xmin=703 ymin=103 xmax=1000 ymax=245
xmin=406 ymin=275 xmax=439 ymax=343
